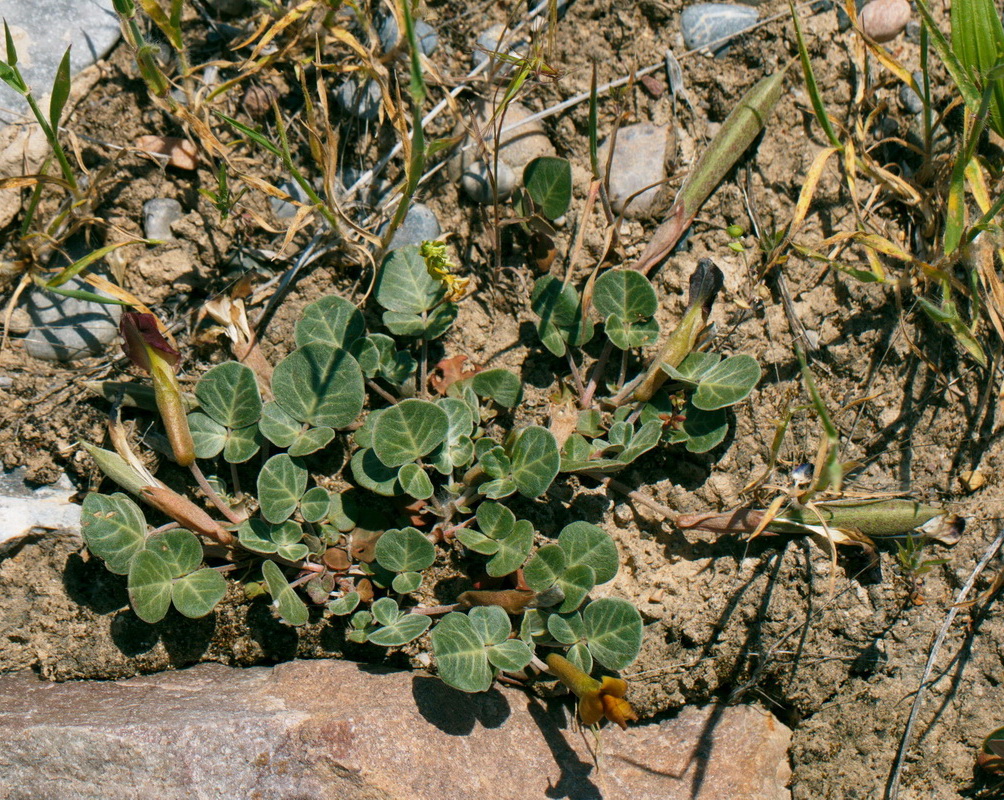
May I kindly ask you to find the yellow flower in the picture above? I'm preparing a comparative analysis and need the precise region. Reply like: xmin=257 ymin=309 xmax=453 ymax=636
xmin=420 ymin=240 xmax=469 ymax=302
xmin=545 ymin=653 xmax=638 ymax=730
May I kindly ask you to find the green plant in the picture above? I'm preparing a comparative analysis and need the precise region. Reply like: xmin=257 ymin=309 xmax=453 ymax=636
xmin=80 ymin=243 xmax=654 ymax=715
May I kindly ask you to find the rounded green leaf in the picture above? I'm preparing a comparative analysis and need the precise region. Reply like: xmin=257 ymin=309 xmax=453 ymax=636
xmin=287 ymin=426 xmax=335 ymax=458
xmin=272 ymin=343 xmax=365 ymax=429
xmin=471 ymin=369 xmax=523 ymax=408
xmin=262 ymin=559 xmax=309 ymax=626
xmin=271 ymin=520 xmax=304 ymax=546
xmin=327 ymin=591 xmax=360 ymax=615
xmin=257 ymin=454 xmax=307 ymax=524
xmin=486 ymin=519 xmax=534 ymax=578
xmin=372 ymin=399 xmax=449 ymax=468
xmin=547 ymin=610 xmax=585 ymax=645
xmin=469 ymin=605 xmax=511 ymax=645
xmin=144 ymin=528 xmax=202 ymax=578
xmin=593 ymin=269 xmax=658 ymax=323
xmin=605 ymin=315 xmax=659 ymax=350
xmin=674 ymin=403 xmax=729 ymax=454
xmin=188 ymin=412 xmax=227 ymax=459
xmin=437 ymin=397 xmax=475 ymax=440
xmin=368 ymin=611 xmax=432 ymax=647
xmin=128 ymin=549 xmax=174 ymax=623
xmin=374 ymin=527 xmax=436 ymax=572
xmin=565 ymin=640 xmax=593 ymax=674
xmin=238 ymin=518 xmax=278 ymax=554
xmin=430 ymin=611 xmax=492 ymax=692
xmin=392 ymin=571 xmax=423 ymax=594
xmin=372 ymin=596 xmax=401 ymax=627
xmin=223 ymin=423 xmax=263 ymax=463
xmin=196 ymin=361 xmax=262 ymax=428
xmin=259 ymin=401 xmax=301 ymax=448
xmin=511 ymin=426 xmax=560 ymax=497
xmin=557 ymin=522 xmax=619 ymax=584
xmin=523 ymin=156 xmax=572 ymax=220
xmin=456 ymin=528 xmax=500 ymax=555
xmin=375 ymin=245 xmax=443 ymax=313
xmin=531 ymin=275 xmax=594 ymax=357
xmin=583 ymin=597 xmax=643 ymax=670
xmin=327 ymin=489 xmax=360 ymax=532
xmin=398 ymin=462 xmax=434 ymax=500
xmin=300 ymin=486 xmax=331 ymax=523
xmin=523 ymin=543 xmax=567 ymax=591
xmin=476 ymin=501 xmax=516 ymax=540
xmin=691 ymin=354 xmax=762 ymax=411
xmin=295 ymin=295 xmax=366 ymax=350
xmin=486 ymin=639 xmax=533 ymax=672
xmin=81 ymin=492 xmax=147 ymax=575
xmin=556 ymin=564 xmax=596 ymax=613
xmin=171 ymin=568 xmax=227 ymax=618
xmin=350 ymin=448 xmax=402 ymax=496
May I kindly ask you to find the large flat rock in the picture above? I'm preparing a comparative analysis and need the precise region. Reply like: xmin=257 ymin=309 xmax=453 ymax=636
xmin=0 ymin=660 xmax=791 ymax=800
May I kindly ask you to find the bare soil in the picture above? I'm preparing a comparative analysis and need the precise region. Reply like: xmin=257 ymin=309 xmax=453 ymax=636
xmin=2 ymin=1 xmax=1003 ymax=798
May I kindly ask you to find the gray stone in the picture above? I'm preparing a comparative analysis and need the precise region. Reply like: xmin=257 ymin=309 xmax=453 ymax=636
xmin=450 ymin=100 xmax=555 ymax=193
xmin=680 ymin=4 xmax=759 ymax=58
xmin=381 ymin=203 xmax=441 ymax=250
xmin=23 ymin=276 xmax=121 ymax=361
xmin=378 ymin=15 xmax=438 ymax=55
xmin=269 ymin=178 xmax=311 ymax=220
xmin=0 ymin=0 xmax=120 ymax=122
xmin=0 ymin=660 xmax=793 ymax=800
xmin=461 ymin=159 xmax=516 ymax=204
xmin=597 ymin=122 xmax=671 ymax=218
xmin=0 ymin=468 xmax=80 ymax=552
xmin=335 ymin=77 xmax=382 ymax=122
xmin=142 ymin=198 xmax=183 ymax=241
xmin=899 ymin=71 xmax=925 ymax=115
xmin=835 ymin=0 xmax=867 ymax=33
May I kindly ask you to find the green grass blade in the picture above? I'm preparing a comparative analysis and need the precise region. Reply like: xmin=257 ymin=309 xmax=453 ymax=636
xmin=945 ymin=83 xmax=993 ymax=254
xmin=951 ymin=0 xmax=1004 ymax=137
xmin=4 ymin=18 xmax=17 ymax=66
xmin=49 ymin=47 xmax=71 ymax=132
xmin=915 ymin=0 xmax=981 ymax=112
xmin=45 ymin=243 xmax=132 ymax=288
xmin=213 ymin=111 xmax=283 ymax=158
xmin=790 ymin=2 xmax=842 ymax=150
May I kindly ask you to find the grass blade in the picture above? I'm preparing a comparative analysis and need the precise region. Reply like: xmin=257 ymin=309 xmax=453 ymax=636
xmin=632 ymin=64 xmax=790 ymax=275
xmin=790 ymin=2 xmax=841 ymax=149
xmin=49 ymin=47 xmax=71 ymax=133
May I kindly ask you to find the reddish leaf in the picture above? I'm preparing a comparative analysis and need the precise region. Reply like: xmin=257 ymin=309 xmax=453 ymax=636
xmin=120 ymin=312 xmax=179 ymax=373
xmin=430 ymin=354 xmax=480 ymax=395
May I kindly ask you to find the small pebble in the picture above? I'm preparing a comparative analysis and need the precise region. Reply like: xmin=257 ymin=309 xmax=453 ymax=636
xmin=899 ymin=71 xmax=925 ymax=115
xmin=959 ymin=470 xmax=986 ymax=493
xmin=23 ymin=277 xmax=121 ymax=361
xmin=835 ymin=0 xmax=867 ymax=32
xmin=242 ymin=84 xmax=277 ymax=119
xmin=461 ymin=159 xmax=516 ymax=204
xmin=859 ymin=0 xmax=911 ymax=43
xmin=378 ymin=15 xmax=439 ymax=55
xmin=380 ymin=203 xmax=441 ymax=250
xmin=269 ymin=179 xmax=311 ymax=220
xmin=613 ymin=503 xmax=633 ymax=527
xmin=135 ymin=135 xmax=199 ymax=170
xmin=335 ymin=78 xmax=382 ymax=121
xmin=904 ymin=19 xmax=922 ymax=44
xmin=680 ymin=4 xmax=759 ymax=58
xmin=143 ymin=198 xmax=183 ymax=241
xmin=597 ymin=122 xmax=671 ymax=218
